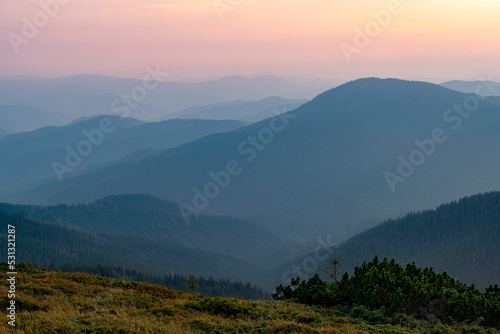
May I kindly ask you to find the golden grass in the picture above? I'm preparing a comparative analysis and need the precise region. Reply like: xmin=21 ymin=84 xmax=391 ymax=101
xmin=0 ymin=270 xmax=496 ymax=334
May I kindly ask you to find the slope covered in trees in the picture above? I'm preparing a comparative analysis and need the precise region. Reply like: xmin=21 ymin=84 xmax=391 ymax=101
xmin=279 ymin=192 xmax=500 ymax=291
xmin=0 ymin=194 xmax=282 ymax=262
xmin=2 ymin=191 xmax=499 ymax=291
xmin=0 ymin=212 xmax=271 ymax=285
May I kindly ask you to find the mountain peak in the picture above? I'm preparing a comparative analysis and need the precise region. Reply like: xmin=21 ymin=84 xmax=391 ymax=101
xmin=306 ymin=77 xmax=463 ymax=110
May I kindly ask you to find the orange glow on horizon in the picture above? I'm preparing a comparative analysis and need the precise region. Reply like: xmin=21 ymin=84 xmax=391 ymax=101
xmin=0 ymin=0 xmax=498 ymax=81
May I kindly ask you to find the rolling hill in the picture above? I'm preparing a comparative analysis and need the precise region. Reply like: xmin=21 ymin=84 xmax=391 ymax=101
xmin=12 ymin=78 xmax=500 ymax=242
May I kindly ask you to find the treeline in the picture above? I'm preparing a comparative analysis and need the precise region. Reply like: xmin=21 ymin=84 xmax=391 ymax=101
xmin=48 ymin=263 xmax=269 ymax=300
xmin=273 ymin=257 xmax=500 ymax=329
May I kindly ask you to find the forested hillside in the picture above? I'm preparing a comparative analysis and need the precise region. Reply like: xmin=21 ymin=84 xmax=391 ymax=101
xmin=281 ymin=192 xmax=500 ymax=290
xmin=2 ymin=191 xmax=499 ymax=291
xmin=0 ymin=194 xmax=282 ymax=261
xmin=0 ymin=212 xmax=270 ymax=285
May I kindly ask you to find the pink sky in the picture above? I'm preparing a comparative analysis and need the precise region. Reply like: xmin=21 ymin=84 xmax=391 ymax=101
xmin=1 ymin=0 xmax=499 ymax=82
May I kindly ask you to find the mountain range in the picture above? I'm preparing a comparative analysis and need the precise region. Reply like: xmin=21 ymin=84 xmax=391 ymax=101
xmin=1 ymin=76 xmax=499 ymax=293
xmin=0 ymin=75 xmax=332 ymax=121
xmin=0 ymin=116 xmax=244 ymax=193
xmin=1 ymin=191 xmax=498 ymax=292
xmin=8 ymin=78 xmax=500 ymax=242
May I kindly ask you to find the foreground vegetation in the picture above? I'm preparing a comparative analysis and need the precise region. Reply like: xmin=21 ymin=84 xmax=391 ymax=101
xmin=274 ymin=257 xmax=500 ymax=331
xmin=1 ymin=263 xmax=499 ymax=333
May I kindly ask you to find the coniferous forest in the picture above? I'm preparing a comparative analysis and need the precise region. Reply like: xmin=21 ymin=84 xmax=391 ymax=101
xmin=273 ymin=257 xmax=500 ymax=329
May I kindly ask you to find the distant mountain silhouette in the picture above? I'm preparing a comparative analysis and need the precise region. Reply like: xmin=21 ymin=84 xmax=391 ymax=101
xmin=0 ymin=75 xmax=331 ymax=121
xmin=163 ymin=96 xmax=307 ymax=123
xmin=440 ymin=80 xmax=500 ymax=96
xmin=0 ymin=105 xmax=66 ymax=133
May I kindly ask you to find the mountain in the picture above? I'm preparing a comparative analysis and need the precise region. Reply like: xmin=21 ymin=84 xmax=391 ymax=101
xmin=0 ymin=210 xmax=270 ymax=284
xmin=485 ymin=96 xmax=500 ymax=106
xmin=164 ymin=97 xmax=307 ymax=122
xmin=0 ymin=105 xmax=67 ymax=133
xmin=0 ymin=116 xmax=244 ymax=192
xmin=68 ymin=114 xmax=109 ymax=125
xmin=282 ymin=192 xmax=500 ymax=290
xmin=0 ymin=75 xmax=332 ymax=121
xmin=0 ymin=75 xmax=166 ymax=120
xmin=440 ymin=80 xmax=500 ymax=96
xmin=0 ymin=128 xmax=8 ymax=139
xmin=8 ymin=78 xmax=500 ymax=241
xmin=0 ymin=194 xmax=282 ymax=262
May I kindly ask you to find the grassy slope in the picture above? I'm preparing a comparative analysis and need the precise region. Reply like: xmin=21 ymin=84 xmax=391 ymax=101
xmin=1 ymin=267 xmax=499 ymax=333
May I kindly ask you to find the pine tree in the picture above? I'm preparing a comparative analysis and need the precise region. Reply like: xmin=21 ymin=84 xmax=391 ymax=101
xmin=185 ymin=274 xmax=199 ymax=293
xmin=324 ymin=258 xmax=340 ymax=283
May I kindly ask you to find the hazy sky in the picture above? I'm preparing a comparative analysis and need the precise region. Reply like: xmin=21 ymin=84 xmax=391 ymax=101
xmin=1 ymin=0 xmax=499 ymax=82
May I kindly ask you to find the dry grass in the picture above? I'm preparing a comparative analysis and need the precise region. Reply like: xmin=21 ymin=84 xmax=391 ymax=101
xmin=0 ymin=269 xmax=496 ymax=334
